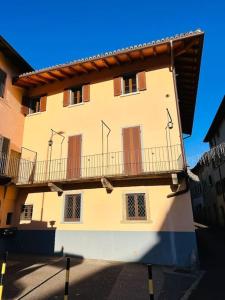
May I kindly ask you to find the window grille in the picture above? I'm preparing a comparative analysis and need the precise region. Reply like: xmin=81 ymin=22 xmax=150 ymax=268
xmin=64 ymin=194 xmax=81 ymax=222
xmin=126 ymin=193 xmax=146 ymax=220
xmin=20 ymin=205 xmax=33 ymax=220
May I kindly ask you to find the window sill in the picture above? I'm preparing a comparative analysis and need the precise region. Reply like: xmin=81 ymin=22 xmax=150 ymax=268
xmin=120 ymin=219 xmax=152 ymax=224
xmin=27 ymin=112 xmax=42 ymax=117
xmin=61 ymin=221 xmax=82 ymax=224
xmin=120 ymin=91 xmax=140 ymax=97
xmin=68 ymin=102 xmax=84 ymax=108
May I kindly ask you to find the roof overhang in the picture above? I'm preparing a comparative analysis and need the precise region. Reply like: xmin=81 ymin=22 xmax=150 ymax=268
xmin=14 ymin=30 xmax=204 ymax=134
xmin=0 ymin=36 xmax=33 ymax=73
xmin=204 ymin=95 xmax=225 ymax=142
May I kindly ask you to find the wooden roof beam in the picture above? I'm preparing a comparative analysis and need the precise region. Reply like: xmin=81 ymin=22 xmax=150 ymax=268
xmin=35 ymin=74 xmax=53 ymax=83
xmin=77 ymin=64 xmax=89 ymax=73
xmin=101 ymin=58 xmax=110 ymax=68
xmin=113 ymin=56 xmax=120 ymax=65
xmin=68 ymin=66 xmax=81 ymax=75
xmin=47 ymin=72 xmax=64 ymax=81
xmin=58 ymin=69 xmax=73 ymax=78
xmin=90 ymin=61 xmax=100 ymax=72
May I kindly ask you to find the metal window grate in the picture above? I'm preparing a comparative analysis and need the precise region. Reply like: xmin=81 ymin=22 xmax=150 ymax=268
xmin=126 ymin=193 xmax=146 ymax=220
xmin=64 ymin=194 xmax=81 ymax=222
xmin=20 ymin=205 xmax=33 ymax=220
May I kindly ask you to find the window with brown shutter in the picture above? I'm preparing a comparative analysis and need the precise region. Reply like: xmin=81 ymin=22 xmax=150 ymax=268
xmin=64 ymin=194 xmax=81 ymax=222
xmin=21 ymin=97 xmax=29 ymax=116
xmin=125 ymin=193 xmax=147 ymax=220
xmin=114 ymin=77 xmax=122 ymax=96
xmin=40 ymin=95 xmax=47 ymax=112
xmin=122 ymin=126 xmax=142 ymax=175
xmin=67 ymin=135 xmax=82 ymax=179
xmin=83 ymin=84 xmax=90 ymax=102
xmin=29 ymin=97 xmax=41 ymax=114
xmin=122 ymin=73 xmax=137 ymax=94
xmin=63 ymin=90 xmax=71 ymax=107
xmin=137 ymin=71 xmax=146 ymax=91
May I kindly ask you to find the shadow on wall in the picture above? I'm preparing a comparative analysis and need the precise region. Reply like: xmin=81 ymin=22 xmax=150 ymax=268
xmin=3 ymin=184 xmax=197 ymax=265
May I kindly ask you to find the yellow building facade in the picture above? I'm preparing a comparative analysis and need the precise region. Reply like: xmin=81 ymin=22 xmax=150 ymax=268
xmin=1 ymin=30 xmax=204 ymax=266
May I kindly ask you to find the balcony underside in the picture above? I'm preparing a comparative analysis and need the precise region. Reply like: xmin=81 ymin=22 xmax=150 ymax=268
xmin=16 ymin=170 xmax=185 ymax=192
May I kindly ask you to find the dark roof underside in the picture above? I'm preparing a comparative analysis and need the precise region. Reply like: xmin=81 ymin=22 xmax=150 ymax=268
xmin=204 ymin=95 xmax=225 ymax=142
xmin=0 ymin=36 xmax=33 ymax=73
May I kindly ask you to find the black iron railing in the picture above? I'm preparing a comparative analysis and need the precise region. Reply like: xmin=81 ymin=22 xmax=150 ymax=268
xmin=15 ymin=144 xmax=183 ymax=184
xmin=0 ymin=152 xmax=21 ymax=179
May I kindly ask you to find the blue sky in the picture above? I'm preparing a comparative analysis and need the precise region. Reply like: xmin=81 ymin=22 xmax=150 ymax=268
xmin=1 ymin=0 xmax=225 ymax=166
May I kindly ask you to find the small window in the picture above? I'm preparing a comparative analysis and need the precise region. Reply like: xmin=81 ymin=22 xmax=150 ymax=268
xmin=64 ymin=194 xmax=81 ymax=222
xmin=122 ymin=73 xmax=137 ymax=94
xmin=6 ymin=212 xmax=13 ymax=225
xmin=125 ymin=193 xmax=147 ymax=220
xmin=71 ymin=86 xmax=83 ymax=105
xmin=216 ymin=181 xmax=222 ymax=195
xmin=0 ymin=69 xmax=7 ymax=98
xmin=20 ymin=205 xmax=33 ymax=221
xmin=29 ymin=97 xmax=41 ymax=114
xmin=208 ymin=175 xmax=213 ymax=186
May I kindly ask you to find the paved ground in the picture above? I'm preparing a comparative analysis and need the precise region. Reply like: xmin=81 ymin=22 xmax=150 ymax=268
xmin=3 ymin=255 xmax=149 ymax=300
xmin=1 ymin=249 xmax=203 ymax=299
xmin=188 ymin=225 xmax=225 ymax=300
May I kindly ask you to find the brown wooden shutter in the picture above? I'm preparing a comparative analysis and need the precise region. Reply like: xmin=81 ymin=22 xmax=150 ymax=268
xmin=83 ymin=84 xmax=90 ymax=102
xmin=21 ymin=97 xmax=29 ymax=116
xmin=123 ymin=126 xmax=142 ymax=175
xmin=67 ymin=135 xmax=82 ymax=179
xmin=63 ymin=90 xmax=71 ymax=107
xmin=137 ymin=71 xmax=146 ymax=91
xmin=40 ymin=95 xmax=47 ymax=112
xmin=114 ymin=77 xmax=122 ymax=96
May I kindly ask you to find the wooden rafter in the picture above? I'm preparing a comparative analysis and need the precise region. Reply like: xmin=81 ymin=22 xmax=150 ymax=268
xmin=58 ymin=69 xmax=73 ymax=78
xmin=113 ymin=56 xmax=120 ymax=65
xmin=90 ymin=61 xmax=100 ymax=71
xmin=101 ymin=58 xmax=110 ymax=68
xmin=47 ymin=72 xmax=63 ymax=81
xmin=77 ymin=64 xmax=89 ymax=73
xmin=36 ymin=74 xmax=53 ymax=83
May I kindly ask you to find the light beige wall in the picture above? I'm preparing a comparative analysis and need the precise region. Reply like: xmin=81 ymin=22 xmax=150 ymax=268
xmin=22 ymin=67 xmax=181 ymax=161
xmin=17 ymin=185 xmax=194 ymax=232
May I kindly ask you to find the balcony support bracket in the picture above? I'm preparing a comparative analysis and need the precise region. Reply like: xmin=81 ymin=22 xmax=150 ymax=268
xmin=48 ymin=182 xmax=63 ymax=196
xmin=101 ymin=177 xmax=113 ymax=193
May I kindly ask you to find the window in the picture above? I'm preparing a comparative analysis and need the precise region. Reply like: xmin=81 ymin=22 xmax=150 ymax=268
xmin=64 ymin=194 xmax=81 ymax=222
xmin=6 ymin=212 xmax=13 ymax=225
xmin=125 ymin=193 xmax=147 ymax=220
xmin=216 ymin=181 xmax=222 ymax=195
xmin=208 ymin=175 xmax=213 ymax=186
xmin=29 ymin=97 xmax=41 ymax=114
xmin=122 ymin=73 xmax=137 ymax=94
xmin=0 ymin=69 xmax=6 ymax=98
xmin=20 ymin=205 xmax=33 ymax=221
xmin=71 ymin=86 xmax=83 ymax=105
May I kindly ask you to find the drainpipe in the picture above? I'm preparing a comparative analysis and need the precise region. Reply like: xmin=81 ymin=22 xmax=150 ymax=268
xmin=170 ymin=40 xmax=187 ymax=171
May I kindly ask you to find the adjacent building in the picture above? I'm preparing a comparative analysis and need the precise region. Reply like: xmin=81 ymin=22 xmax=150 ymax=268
xmin=0 ymin=36 xmax=32 ymax=230
xmin=192 ymin=96 xmax=225 ymax=227
xmin=0 ymin=30 xmax=204 ymax=266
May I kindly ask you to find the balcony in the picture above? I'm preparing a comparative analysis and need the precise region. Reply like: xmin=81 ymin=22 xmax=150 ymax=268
xmin=14 ymin=144 xmax=184 ymax=186
xmin=0 ymin=152 xmax=21 ymax=184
